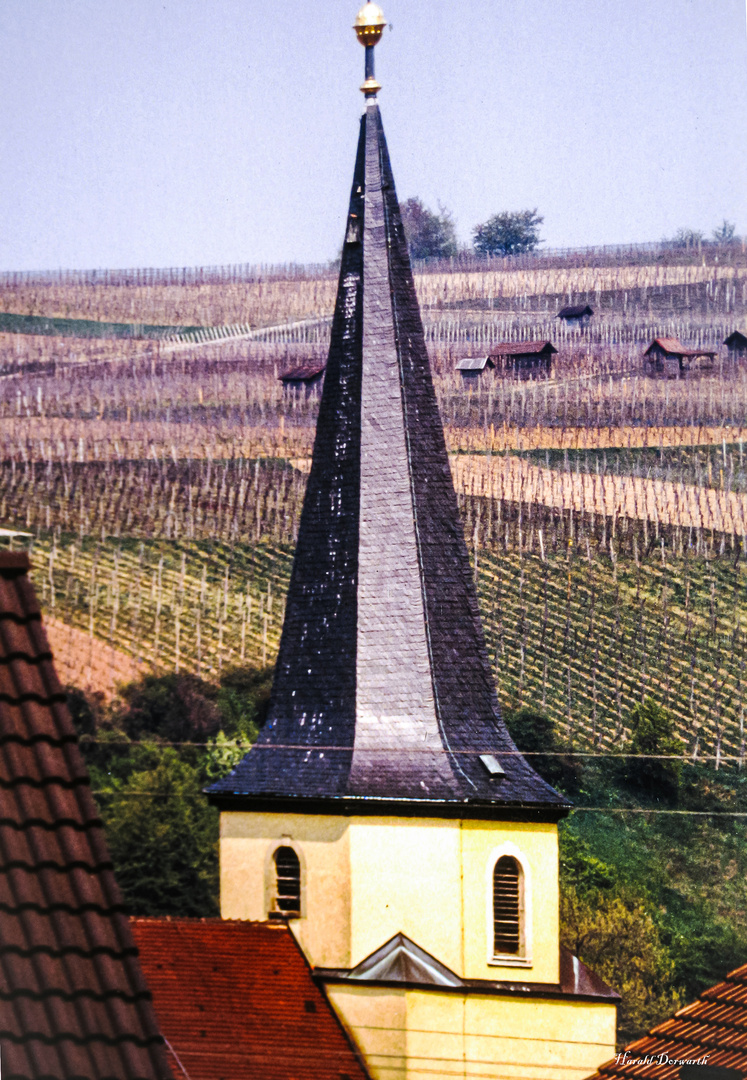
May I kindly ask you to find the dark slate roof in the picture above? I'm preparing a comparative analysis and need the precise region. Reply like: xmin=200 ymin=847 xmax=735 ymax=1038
xmin=557 ymin=304 xmax=593 ymax=318
xmin=489 ymin=341 xmax=558 ymax=357
xmin=725 ymin=331 xmax=747 ymax=348
xmin=208 ymin=103 xmax=568 ymax=821
xmin=131 ymin=918 xmax=369 ymax=1080
xmin=279 ymin=363 xmax=326 ymax=382
xmin=317 ymin=936 xmax=619 ymax=1004
xmin=588 ymin=959 xmax=747 ymax=1079
xmin=0 ymin=552 xmax=172 ymax=1080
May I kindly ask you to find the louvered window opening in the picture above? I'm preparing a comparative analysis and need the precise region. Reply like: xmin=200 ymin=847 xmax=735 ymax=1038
xmin=272 ymin=847 xmax=301 ymax=918
xmin=493 ymin=856 xmax=520 ymax=955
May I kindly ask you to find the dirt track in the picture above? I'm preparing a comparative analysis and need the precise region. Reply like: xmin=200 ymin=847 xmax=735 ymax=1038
xmin=443 ymin=424 xmax=747 ymax=453
xmin=452 ymin=455 xmax=747 ymax=535
xmin=45 ymin=615 xmax=145 ymax=700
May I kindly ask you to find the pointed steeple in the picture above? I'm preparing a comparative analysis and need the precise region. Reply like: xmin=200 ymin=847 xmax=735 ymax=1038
xmin=209 ymin=16 xmax=567 ymax=820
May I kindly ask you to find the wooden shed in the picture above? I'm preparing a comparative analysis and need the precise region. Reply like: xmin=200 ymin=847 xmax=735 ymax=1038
xmin=557 ymin=304 xmax=593 ymax=329
xmin=643 ymin=338 xmax=717 ymax=377
xmin=456 ymin=356 xmax=495 ymax=384
xmin=488 ymin=341 xmax=557 ymax=379
xmin=279 ymin=362 xmax=326 ymax=397
xmin=725 ymin=331 xmax=747 ymax=358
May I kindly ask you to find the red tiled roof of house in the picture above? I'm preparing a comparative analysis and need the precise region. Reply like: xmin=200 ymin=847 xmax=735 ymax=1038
xmin=130 ymin=917 xmax=370 ymax=1080
xmin=0 ymin=552 xmax=172 ymax=1080
xmin=644 ymin=338 xmax=717 ymax=358
xmin=489 ymin=340 xmax=557 ymax=356
xmin=589 ymin=960 xmax=747 ymax=1079
xmin=279 ymin=363 xmax=326 ymax=382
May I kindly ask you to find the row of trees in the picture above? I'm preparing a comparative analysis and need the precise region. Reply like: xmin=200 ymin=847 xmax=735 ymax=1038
xmin=666 ymin=220 xmax=738 ymax=249
xmin=400 ymin=198 xmax=543 ymax=259
xmin=401 ymin=199 xmax=742 ymax=262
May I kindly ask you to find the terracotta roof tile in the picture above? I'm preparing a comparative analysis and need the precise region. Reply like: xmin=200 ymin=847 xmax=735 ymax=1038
xmin=489 ymin=340 xmax=558 ymax=356
xmin=589 ymin=960 xmax=747 ymax=1078
xmin=644 ymin=338 xmax=718 ymax=358
xmin=0 ymin=553 xmax=172 ymax=1080
xmin=279 ymin=363 xmax=326 ymax=381
xmin=131 ymin=917 xmax=369 ymax=1080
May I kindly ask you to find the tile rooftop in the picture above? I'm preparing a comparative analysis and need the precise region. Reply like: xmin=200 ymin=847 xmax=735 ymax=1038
xmin=0 ymin=552 xmax=171 ymax=1080
xmin=590 ymin=961 xmax=747 ymax=1079
xmin=131 ymin=917 xmax=369 ymax=1080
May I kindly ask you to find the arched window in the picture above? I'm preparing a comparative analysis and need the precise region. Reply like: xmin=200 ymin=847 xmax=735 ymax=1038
xmin=271 ymin=846 xmax=301 ymax=919
xmin=493 ymin=855 xmax=521 ymax=956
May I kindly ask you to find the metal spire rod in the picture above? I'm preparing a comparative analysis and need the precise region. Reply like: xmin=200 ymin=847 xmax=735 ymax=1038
xmin=354 ymin=2 xmax=386 ymax=96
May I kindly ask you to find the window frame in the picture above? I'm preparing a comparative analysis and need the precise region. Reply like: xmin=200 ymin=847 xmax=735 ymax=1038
xmin=265 ymin=840 xmax=305 ymax=921
xmin=485 ymin=842 xmax=532 ymax=967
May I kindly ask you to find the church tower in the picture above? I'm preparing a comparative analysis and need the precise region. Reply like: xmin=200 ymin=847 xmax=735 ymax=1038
xmin=209 ymin=7 xmax=618 ymax=1076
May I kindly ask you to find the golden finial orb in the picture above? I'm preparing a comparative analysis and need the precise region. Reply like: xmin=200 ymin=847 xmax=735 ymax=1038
xmin=354 ymin=2 xmax=386 ymax=47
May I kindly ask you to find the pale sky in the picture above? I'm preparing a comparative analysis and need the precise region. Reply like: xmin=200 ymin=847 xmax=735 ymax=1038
xmin=1 ymin=0 xmax=746 ymax=271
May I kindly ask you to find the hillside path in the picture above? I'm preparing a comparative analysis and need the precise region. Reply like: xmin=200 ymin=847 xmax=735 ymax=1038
xmin=452 ymin=455 xmax=747 ymax=535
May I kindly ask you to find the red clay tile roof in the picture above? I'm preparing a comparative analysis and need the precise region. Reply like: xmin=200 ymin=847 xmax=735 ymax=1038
xmin=131 ymin=918 xmax=369 ymax=1080
xmin=644 ymin=338 xmax=717 ymax=358
xmin=589 ymin=960 xmax=747 ymax=1079
xmin=0 ymin=552 xmax=172 ymax=1080
xmin=489 ymin=340 xmax=557 ymax=356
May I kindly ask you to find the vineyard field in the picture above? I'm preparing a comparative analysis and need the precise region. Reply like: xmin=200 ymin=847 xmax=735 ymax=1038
xmin=23 ymin=529 xmax=747 ymax=767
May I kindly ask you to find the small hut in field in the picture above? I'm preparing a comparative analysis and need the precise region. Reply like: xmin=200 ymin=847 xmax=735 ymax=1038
xmin=279 ymin=362 xmax=326 ymax=397
xmin=456 ymin=356 xmax=495 ymax=384
xmin=643 ymin=338 xmax=717 ymax=377
xmin=725 ymin=331 xmax=747 ymax=359
xmin=557 ymin=304 xmax=593 ymax=329
xmin=488 ymin=341 xmax=557 ymax=379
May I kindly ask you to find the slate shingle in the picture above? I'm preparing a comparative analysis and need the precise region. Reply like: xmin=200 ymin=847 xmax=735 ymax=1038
xmin=208 ymin=104 xmax=568 ymax=819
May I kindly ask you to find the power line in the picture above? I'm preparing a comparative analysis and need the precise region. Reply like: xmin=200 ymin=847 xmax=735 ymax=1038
xmin=70 ymin=738 xmax=747 ymax=762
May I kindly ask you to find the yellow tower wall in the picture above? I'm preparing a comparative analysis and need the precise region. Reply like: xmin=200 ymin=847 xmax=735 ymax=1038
xmin=221 ymin=812 xmax=560 ymax=983
xmin=326 ymin=984 xmax=617 ymax=1080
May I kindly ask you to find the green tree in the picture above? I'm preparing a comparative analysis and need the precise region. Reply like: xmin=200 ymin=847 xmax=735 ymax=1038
xmin=712 ymin=219 xmax=737 ymax=243
xmin=102 ymin=751 xmax=219 ymax=916
xmin=399 ymin=197 xmax=458 ymax=260
xmin=112 ymin=672 xmax=221 ymax=743
xmin=668 ymin=227 xmax=704 ymax=249
xmin=503 ymin=706 xmax=581 ymax=794
xmin=472 ymin=209 xmax=543 ymax=256
xmin=217 ymin=664 xmax=274 ymax=740
xmin=561 ymin=881 xmax=684 ymax=1046
xmin=621 ymin=698 xmax=684 ymax=801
